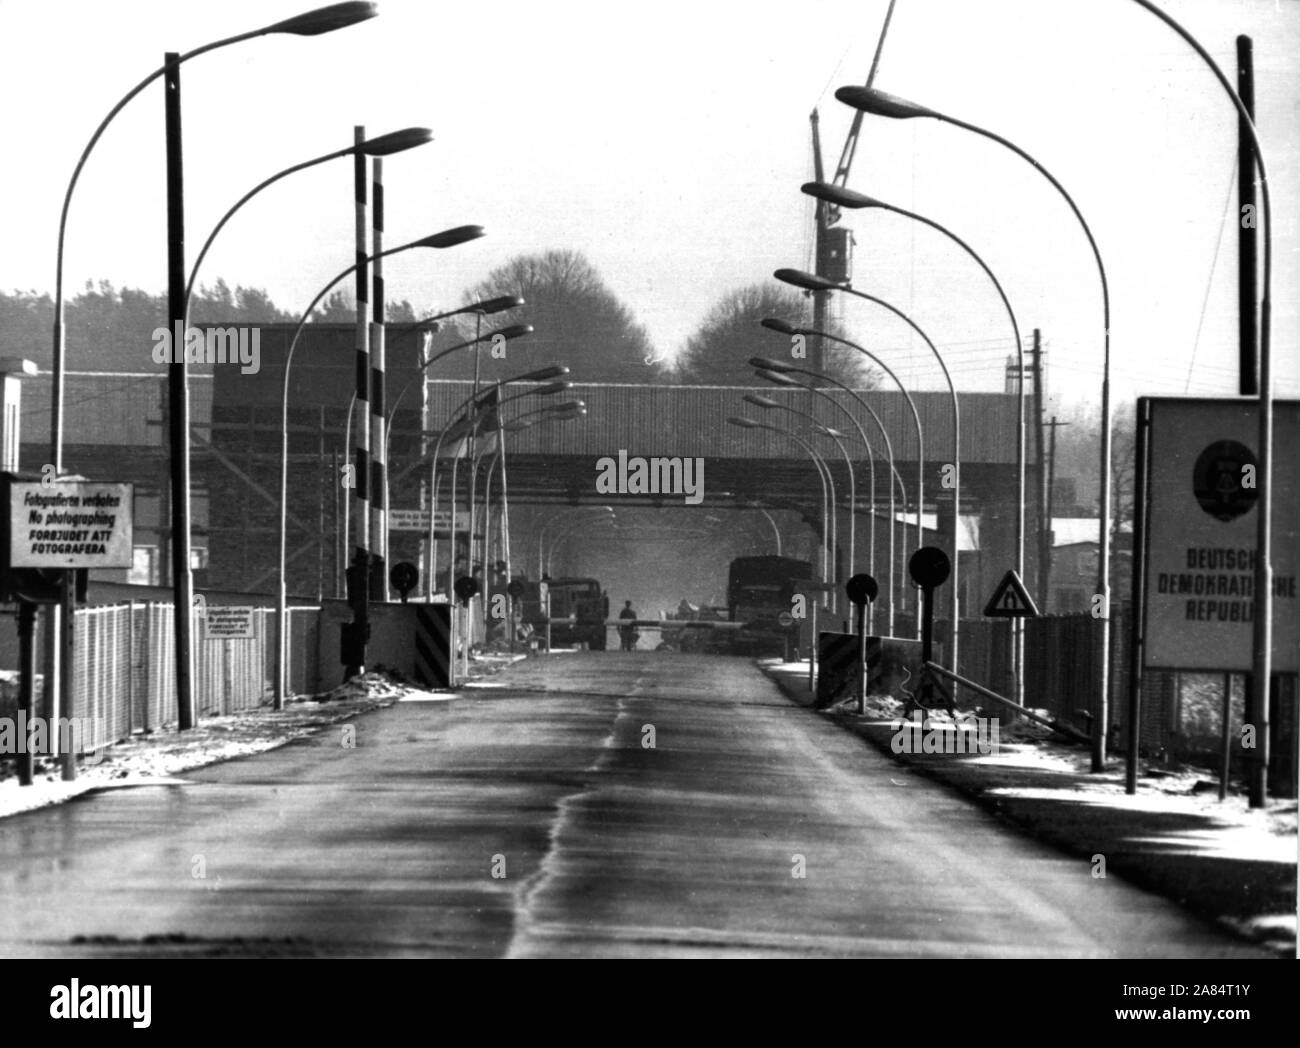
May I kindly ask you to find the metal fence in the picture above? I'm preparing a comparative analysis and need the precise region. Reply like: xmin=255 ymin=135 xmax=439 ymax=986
xmin=2 ymin=602 xmax=321 ymax=757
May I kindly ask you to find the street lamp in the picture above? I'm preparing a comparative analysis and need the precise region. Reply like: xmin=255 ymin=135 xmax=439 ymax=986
xmin=800 ymin=180 xmax=1025 ymax=615
xmin=836 ymin=81 xmax=1112 ymax=768
xmin=430 ymin=367 xmax=571 ymax=595
xmin=774 ymin=268 xmax=962 ymax=677
xmin=184 ymin=128 xmax=434 ymax=315
xmin=751 ymin=356 xmax=909 ymax=635
xmin=49 ymin=0 xmax=379 ymax=470
xmin=276 ymin=226 xmax=485 ymax=708
xmin=743 ymin=392 xmax=855 ymax=616
xmin=728 ymin=415 xmax=835 ymax=606
xmin=536 ymin=506 xmax=615 ymax=579
xmin=47 ymin=0 xmax=377 ymax=755
xmin=1123 ymin=0 xmax=1273 ymax=805
xmin=381 ymin=321 xmax=533 ymax=565
xmin=763 ymin=317 xmax=926 ymax=637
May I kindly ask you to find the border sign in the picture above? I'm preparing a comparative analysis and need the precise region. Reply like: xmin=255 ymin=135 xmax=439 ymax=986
xmin=9 ymin=481 xmax=133 ymax=569
xmin=1136 ymin=397 xmax=1298 ymax=672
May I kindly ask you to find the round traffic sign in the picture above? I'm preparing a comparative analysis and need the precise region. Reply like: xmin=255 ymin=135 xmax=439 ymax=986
xmin=908 ymin=547 xmax=951 ymax=590
xmin=845 ymin=573 xmax=879 ymax=606
xmin=777 ymin=611 xmax=795 ymax=627
xmin=389 ymin=561 xmax=419 ymax=597
xmin=453 ymin=575 xmax=480 ymax=604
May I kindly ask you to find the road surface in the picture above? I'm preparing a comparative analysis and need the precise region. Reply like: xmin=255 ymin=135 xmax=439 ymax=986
xmin=0 ymin=654 xmax=1267 ymax=957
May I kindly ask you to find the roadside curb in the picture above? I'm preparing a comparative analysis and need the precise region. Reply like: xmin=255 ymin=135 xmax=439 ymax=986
xmin=758 ymin=659 xmax=1296 ymax=958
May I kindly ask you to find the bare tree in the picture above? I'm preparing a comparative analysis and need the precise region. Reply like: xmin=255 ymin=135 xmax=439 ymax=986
xmin=457 ymin=250 xmax=664 ymax=383
xmin=674 ymin=283 xmax=876 ymax=387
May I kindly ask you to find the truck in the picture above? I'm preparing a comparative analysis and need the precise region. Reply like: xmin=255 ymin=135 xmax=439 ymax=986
xmin=726 ymin=555 xmax=813 ymax=659
xmin=518 ymin=576 xmax=610 ymax=650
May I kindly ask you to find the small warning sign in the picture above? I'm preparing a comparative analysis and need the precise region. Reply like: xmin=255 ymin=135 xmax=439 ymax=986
xmin=983 ymin=569 xmax=1039 ymax=619
xmin=204 ymin=606 xmax=256 ymax=640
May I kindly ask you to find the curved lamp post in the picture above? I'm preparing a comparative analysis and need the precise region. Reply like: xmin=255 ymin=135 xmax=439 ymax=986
xmin=50 ymin=0 xmax=379 ymax=470
xmin=728 ymin=416 xmax=835 ymax=607
xmin=430 ymin=367 xmax=571 ymax=594
xmin=751 ymin=355 xmax=909 ymax=635
xmin=382 ymin=320 xmax=533 ymax=565
xmin=275 ymin=225 xmax=485 ymax=707
xmin=764 ymin=317 xmax=925 ymax=637
xmin=184 ymin=127 xmax=433 ymax=316
xmin=754 ymin=364 xmax=894 ymax=637
xmin=536 ymin=506 xmax=615 ymax=579
xmin=775 ymin=269 xmax=961 ymax=675
xmin=743 ymin=393 xmax=856 ymax=616
xmin=799 ymin=180 xmax=1024 ymax=613
xmin=836 ymin=81 xmax=1111 ymax=764
xmin=476 ymin=402 xmax=586 ymax=627
xmin=1124 ymin=0 xmax=1273 ymax=804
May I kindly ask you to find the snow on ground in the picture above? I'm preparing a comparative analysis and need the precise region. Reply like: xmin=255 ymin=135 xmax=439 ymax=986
xmin=0 ymin=669 xmax=462 ymax=821
xmin=761 ymin=656 xmax=1298 ymax=956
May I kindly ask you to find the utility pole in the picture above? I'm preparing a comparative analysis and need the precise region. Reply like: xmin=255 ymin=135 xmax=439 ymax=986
xmin=1042 ymin=416 xmax=1069 ymax=612
xmin=164 ymin=52 xmax=195 ymax=731
xmin=1031 ymin=330 xmax=1046 ymax=600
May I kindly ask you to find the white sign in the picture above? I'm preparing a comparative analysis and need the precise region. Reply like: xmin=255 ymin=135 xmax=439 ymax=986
xmin=203 ymin=606 xmax=257 ymax=640
xmin=388 ymin=509 xmax=469 ymax=532
xmin=1140 ymin=398 xmax=1298 ymax=672
xmin=9 ymin=481 xmax=133 ymax=568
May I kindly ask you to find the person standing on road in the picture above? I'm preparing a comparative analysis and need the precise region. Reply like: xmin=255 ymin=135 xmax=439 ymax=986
xmin=618 ymin=600 xmax=638 ymax=651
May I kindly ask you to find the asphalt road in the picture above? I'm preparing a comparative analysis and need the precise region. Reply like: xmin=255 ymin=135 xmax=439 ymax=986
xmin=0 ymin=653 xmax=1268 ymax=958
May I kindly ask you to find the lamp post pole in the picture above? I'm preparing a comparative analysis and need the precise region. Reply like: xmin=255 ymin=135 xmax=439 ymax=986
xmin=837 ymin=83 xmax=1111 ymax=769
xmin=277 ymin=228 xmax=485 ymax=706
xmin=752 ymin=356 xmax=905 ymax=635
xmin=163 ymin=51 xmax=196 ymax=731
xmin=1125 ymin=0 xmax=1273 ymax=807
xmin=766 ymin=320 xmax=925 ymax=637
xmin=729 ymin=417 xmax=835 ymax=608
xmin=744 ymin=394 xmax=856 ymax=622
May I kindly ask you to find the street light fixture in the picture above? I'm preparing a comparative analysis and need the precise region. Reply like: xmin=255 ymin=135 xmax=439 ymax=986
xmin=184 ymin=128 xmax=434 ymax=313
xmin=763 ymin=318 xmax=927 ymax=638
xmin=429 ymin=367 xmax=571 ymax=595
xmin=44 ymin=2 xmax=377 ymax=753
xmin=1122 ymin=0 xmax=1273 ymax=805
xmin=775 ymin=268 xmax=962 ymax=677
xmin=743 ymin=392 xmax=855 ymax=613
xmin=752 ymin=361 xmax=910 ymax=636
xmin=276 ymin=226 xmax=484 ymax=708
xmin=836 ymin=81 xmax=1112 ymax=767
xmin=728 ymin=415 xmax=835 ymax=607
xmin=50 ymin=0 xmax=379 ymax=471
xmin=799 ymin=179 xmax=1025 ymax=631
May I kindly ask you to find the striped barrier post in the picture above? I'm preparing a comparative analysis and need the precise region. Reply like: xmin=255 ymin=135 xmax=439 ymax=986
xmin=414 ymin=603 xmax=452 ymax=688
xmin=346 ymin=125 xmax=371 ymax=678
xmin=371 ymin=156 xmax=388 ymax=599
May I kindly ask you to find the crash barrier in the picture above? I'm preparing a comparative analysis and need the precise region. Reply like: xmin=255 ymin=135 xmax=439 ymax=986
xmin=0 ymin=601 xmax=320 ymax=758
xmin=814 ymin=633 xmax=924 ymax=710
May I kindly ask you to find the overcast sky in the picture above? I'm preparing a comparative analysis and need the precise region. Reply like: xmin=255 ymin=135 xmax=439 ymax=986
xmin=2 ymin=0 xmax=1297 ymax=412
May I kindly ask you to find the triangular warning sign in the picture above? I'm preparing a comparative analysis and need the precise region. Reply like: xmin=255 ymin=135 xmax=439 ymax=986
xmin=983 ymin=569 xmax=1040 ymax=619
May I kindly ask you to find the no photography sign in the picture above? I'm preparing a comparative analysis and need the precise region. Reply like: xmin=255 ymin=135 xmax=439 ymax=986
xmin=8 ymin=480 xmax=133 ymax=569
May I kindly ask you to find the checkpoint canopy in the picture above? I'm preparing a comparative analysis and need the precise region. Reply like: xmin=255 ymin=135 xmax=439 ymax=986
xmin=1136 ymin=397 xmax=1298 ymax=673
